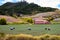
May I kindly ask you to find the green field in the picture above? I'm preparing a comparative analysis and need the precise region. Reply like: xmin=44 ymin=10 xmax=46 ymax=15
xmin=0 ymin=24 xmax=60 ymax=36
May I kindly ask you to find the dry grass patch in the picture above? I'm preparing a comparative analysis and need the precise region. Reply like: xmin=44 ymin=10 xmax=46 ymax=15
xmin=0 ymin=34 xmax=60 ymax=40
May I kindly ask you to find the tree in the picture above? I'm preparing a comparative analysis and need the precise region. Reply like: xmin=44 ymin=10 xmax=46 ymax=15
xmin=0 ymin=18 xmax=7 ymax=25
xmin=26 ymin=18 xmax=34 ymax=23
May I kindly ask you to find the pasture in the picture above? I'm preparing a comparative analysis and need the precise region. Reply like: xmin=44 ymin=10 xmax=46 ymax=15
xmin=0 ymin=24 xmax=60 ymax=36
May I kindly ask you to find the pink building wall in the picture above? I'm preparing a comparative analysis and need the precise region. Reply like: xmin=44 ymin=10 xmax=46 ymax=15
xmin=33 ymin=18 xmax=50 ymax=24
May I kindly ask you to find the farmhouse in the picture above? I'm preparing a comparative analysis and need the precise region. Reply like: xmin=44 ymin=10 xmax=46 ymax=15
xmin=33 ymin=17 xmax=50 ymax=24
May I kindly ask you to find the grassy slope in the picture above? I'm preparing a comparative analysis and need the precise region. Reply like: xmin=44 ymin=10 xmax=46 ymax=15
xmin=22 ymin=12 xmax=56 ymax=18
xmin=0 ymin=12 xmax=57 ymax=23
xmin=0 ymin=15 xmax=23 ymax=23
xmin=0 ymin=24 xmax=60 ymax=36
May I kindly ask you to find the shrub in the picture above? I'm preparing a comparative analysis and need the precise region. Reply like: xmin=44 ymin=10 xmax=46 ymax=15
xmin=22 ymin=18 xmax=34 ymax=24
xmin=27 ymin=18 xmax=33 ymax=23
xmin=0 ymin=18 xmax=7 ymax=25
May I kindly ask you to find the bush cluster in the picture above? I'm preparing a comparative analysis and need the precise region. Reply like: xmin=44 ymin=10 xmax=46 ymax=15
xmin=22 ymin=18 xmax=34 ymax=24
xmin=0 ymin=18 xmax=7 ymax=25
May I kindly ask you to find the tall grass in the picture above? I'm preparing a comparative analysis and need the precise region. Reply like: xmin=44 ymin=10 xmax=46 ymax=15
xmin=0 ymin=33 xmax=60 ymax=40
xmin=0 ymin=33 xmax=6 ymax=40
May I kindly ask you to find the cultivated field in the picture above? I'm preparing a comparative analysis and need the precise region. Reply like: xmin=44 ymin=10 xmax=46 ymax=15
xmin=0 ymin=24 xmax=60 ymax=36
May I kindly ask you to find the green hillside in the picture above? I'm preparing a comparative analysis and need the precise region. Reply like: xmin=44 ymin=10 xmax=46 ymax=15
xmin=0 ymin=1 xmax=57 ymax=16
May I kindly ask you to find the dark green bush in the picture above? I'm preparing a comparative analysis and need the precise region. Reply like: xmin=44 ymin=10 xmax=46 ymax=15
xmin=0 ymin=18 xmax=7 ymax=25
xmin=26 ymin=18 xmax=34 ymax=24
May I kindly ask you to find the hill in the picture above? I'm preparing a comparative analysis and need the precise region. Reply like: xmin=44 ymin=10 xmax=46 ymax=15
xmin=0 ymin=1 xmax=58 ymax=17
xmin=0 ymin=15 xmax=22 ymax=23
